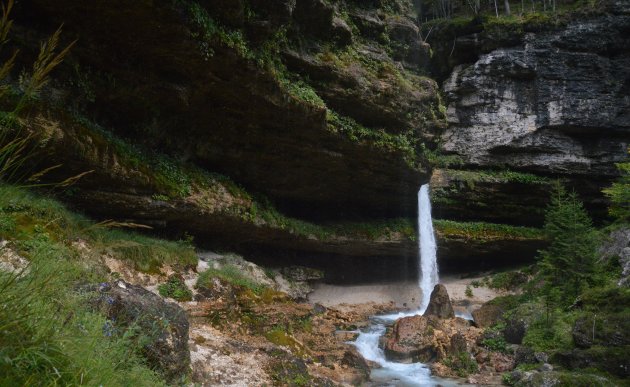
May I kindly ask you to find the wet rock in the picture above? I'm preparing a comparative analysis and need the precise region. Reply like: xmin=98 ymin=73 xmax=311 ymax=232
xmin=293 ymin=0 xmax=334 ymax=38
xmin=490 ymin=352 xmax=514 ymax=372
xmin=91 ymin=280 xmax=190 ymax=382
xmin=425 ymin=284 xmax=455 ymax=319
xmin=471 ymin=303 xmax=503 ymax=328
xmin=340 ymin=348 xmax=370 ymax=384
xmin=383 ymin=315 xmax=438 ymax=362
xmin=449 ymin=332 xmax=468 ymax=354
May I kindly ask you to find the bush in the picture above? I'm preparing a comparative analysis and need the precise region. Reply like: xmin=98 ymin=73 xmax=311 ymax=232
xmin=158 ymin=275 xmax=193 ymax=301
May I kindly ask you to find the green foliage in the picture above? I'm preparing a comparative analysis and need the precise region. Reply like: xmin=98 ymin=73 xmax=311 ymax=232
xmin=182 ymin=0 xmax=249 ymax=58
xmin=158 ymin=275 xmax=193 ymax=301
xmin=486 ymin=270 xmax=528 ymax=290
xmin=443 ymin=351 xmax=478 ymax=377
xmin=481 ymin=323 xmax=508 ymax=352
xmin=521 ymin=308 xmax=576 ymax=352
xmin=444 ymin=168 xmax=551 ymax=185
xmin=0 ymin=183 xmax=197 ymax=273
xmin=538 ymin=183 xmax=602 ymax=303
xmin=602 ymin=155 xmax=630 ymax=223
xmin=197 ymin=264 xmax=266 ymax=295
xmin=326 ymin=110 xmax=418 ymax=168
xmin=434 ymin=219 xmax=544 ymax=240
xmin=465 ymin=285 xmax=473 ymax=297
xmin=420 ymin=144 xmax=463 ymax=168
xmin=0 ymin=198 xmax=166 ymax=385
xmin=277 ymin=74 xmax=326 ymax=108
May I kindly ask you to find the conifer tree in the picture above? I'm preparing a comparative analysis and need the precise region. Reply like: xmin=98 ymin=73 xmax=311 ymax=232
xmin=538 ymin=183 xmax=600 ymax=303
xmin=603 ymin=154 xmax=630 ymax=224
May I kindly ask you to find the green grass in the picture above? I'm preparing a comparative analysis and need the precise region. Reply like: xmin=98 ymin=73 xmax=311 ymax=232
xmin=434 ymin=219 xmax=544 ymax=240
xmin=197 ymin=264 xmax=267 ymax=295
xmin=0 ymin=184 xmax=197 ymax=273
xmin=0 ymin=184 xmax=171 ymax=385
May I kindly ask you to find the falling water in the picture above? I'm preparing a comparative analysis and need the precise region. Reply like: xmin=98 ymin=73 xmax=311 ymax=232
xmin=418 ymin=184 xmax=438 ymax=314
xmin=351 ymin=184 xmax=449 ymax=386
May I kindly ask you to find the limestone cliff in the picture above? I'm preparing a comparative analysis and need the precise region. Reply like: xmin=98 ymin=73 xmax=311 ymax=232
xmin=428 ymin=1 xmax=629 ymax=226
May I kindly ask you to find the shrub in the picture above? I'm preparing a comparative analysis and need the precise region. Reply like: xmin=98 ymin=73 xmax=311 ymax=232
xmin=443 ymin=351 xmax=478 ymax=377
xmin=158 ymin=275 xmax=193 ymax=301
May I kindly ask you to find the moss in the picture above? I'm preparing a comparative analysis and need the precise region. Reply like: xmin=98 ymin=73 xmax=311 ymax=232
xmin=197 ymin=264 xmax=267 ymax=295
xmin=443 ymin=168 xmax=552 ymax=186
xmin=434 ymin=219 xmax=544 ymax=241
xmin=326 ymin=110 xmax=418 ymax=168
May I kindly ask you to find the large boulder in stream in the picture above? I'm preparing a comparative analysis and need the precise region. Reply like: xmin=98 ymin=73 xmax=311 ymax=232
xmin=383 ymin=315 xmax=441 ymax=362
xmin=425 ymin=284 xmax=455 ymax=319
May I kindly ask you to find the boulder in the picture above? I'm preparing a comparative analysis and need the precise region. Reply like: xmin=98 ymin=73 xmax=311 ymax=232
xmin=91 ymin=280 xmax=190 ymax=382
xmin=383 ymin=315 xmax=438 ymax=362
xmin=514 ymin=346 xmax=537 ymax=366
xmin=471 ymin=303 xmax=503 ymax=328
xmin=425 ymin=284 xmax=454 ymax=319
xmin=503 ymin=317 xmax=527 ymax=345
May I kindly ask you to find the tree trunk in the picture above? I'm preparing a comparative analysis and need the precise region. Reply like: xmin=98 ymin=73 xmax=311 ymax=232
xmin=504 ymin=0 xmax=511 ymax=15
xmin=494 ymin=0 xmax=499 ymax=16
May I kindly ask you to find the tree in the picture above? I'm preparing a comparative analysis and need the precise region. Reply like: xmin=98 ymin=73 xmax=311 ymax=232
xmin=602 ymin=152 xmax=630 ymax=224
xmin=538 ymin=183 xmax=600 ymax=303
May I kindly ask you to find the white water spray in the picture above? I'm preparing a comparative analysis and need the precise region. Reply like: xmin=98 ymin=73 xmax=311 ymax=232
xmin=351 ymin=184 xmax=448 ymax=386
xmin=418 ymin=184 xmax=438 ymax=314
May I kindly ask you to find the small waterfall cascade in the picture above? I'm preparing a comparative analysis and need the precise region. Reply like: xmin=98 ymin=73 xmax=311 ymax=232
xmin=351 ymin=184 xmax=450 ymax=386
xmin=418 ymin=184 xmax=438 ymax=314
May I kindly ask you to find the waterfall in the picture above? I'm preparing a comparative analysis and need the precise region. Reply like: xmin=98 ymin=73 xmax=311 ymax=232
xmin=418 ymin=184 xmax=438 ymax=314
xmin=351 ymin=184 xmax=456 ymax=386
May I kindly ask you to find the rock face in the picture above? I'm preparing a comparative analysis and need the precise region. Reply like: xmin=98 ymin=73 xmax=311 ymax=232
xmin=599 ymin=227 xmax=630 ymax=287
xmin=441 ymin=15 xmax=629 ymax=174
xmin=16 ymin=0 xmax=440 ymax=221
xmin=91 ymin=280 xmax=190 ymax=382
xmin=425 ymin=284 xmax=455 ymax=319
xmin=438 ymin=11 xmax=630 ymax=221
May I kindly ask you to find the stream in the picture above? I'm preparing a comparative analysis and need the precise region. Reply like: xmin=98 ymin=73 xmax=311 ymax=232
xmin=350 ymin=185 xmax=465 ymax=386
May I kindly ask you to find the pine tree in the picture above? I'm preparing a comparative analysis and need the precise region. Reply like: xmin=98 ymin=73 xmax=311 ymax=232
xmin=602 ymin=155 xmax=630 ymax=224
xmin=538 ymin=183 xmax=600 ymax=303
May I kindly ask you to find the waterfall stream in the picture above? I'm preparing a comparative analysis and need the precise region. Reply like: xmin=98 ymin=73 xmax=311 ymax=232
xmin=352 ymin=184 xmax=449 ymax=386
xmin=418 ymin=184 xmax=439 ymax=314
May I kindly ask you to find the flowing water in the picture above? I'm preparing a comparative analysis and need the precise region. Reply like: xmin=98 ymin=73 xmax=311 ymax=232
xmin=418 ymin=184 xmax=439 ymax=314
xmin=353 ymin=184 xmax=452 ymax=386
